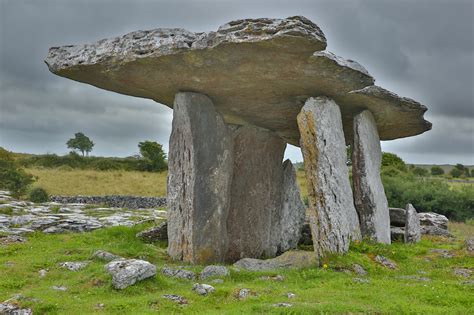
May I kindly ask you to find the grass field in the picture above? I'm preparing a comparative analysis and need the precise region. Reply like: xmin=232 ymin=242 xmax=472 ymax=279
xmin=1 ymin=222 xmax=472 ymax=314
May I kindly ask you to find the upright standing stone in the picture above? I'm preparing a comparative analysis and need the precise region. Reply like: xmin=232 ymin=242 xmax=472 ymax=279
xmin=226 ymin=125 xmax=286 ymax=262
xmin=167 ymin=92 xmax=233 ymax=264
xmin=352 ymin=110 xmax=391 ymax=244
xmin=405 ymin=204 xmax=421 ymax=243
xmin=297 ymin=97 xmax=361 ymax=260
xmin=276 ymin=159 xmax=306 ymax=254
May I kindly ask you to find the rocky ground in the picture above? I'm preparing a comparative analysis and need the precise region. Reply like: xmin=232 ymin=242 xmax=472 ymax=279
xmin=0 ymin=191 xmax=166 ymax=236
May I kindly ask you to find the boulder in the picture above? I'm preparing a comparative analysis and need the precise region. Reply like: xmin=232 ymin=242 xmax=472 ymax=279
xmin=233 ymin=250 xmax=317 ymax=271
xmin=420 ymin=226 xmax=453 ymax=237
xmin=192 ymin=283 xmax=215 ymax=296
xmin=136 ymin=222 xmax=168 ymax=243
xmin=389 ymin=208 xmax=406 ymax=227
xmin=161 ymin=267 xmax=196 ymax=280
xmin=167 ymin=92 xmax=233 ymax=264
xmin=45 ymin=17 xmax=430 ymax=146
xmin=226 ymin=125 xmax=285 ymax=261
xmin=277 ymin=159 xmax=306 ymax=253
xmin=297 ymin=97 xmax=361 ymax=259
xmin=0 ymin=302 xmax=32 ymax=315
xmin=59 ymin=261 xmax=89 ymax=271
xmin=200 ymin=265 xmax=229 ymax=280
xmin=298 ymin=221 xmax=313 ymax=246
xmin=390 ymin=227 xmax=405 ymax=242
xmin=91 ymin=250 xmax=121 ymax=262
xmin=352 ymin=110 xmax=390 ymax=244
xmin=105 ymin=259 xmax=156 ymax=289
xmin=418 ymin=212 xmax=448 ymax=230
xmin=465 ymin=238 xmax=474 ymax=252
xmin=405 ymin=204 xmax=421 ymax=243
xmin=374 ymin=255 xmax=397 ymax=269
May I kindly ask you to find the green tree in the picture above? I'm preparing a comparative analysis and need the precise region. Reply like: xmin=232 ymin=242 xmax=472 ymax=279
xmin=430 ymin=166 xmax=445 ymax=176
xmin=138 ymin=141 xmax=167 ymax=172
xmin=66 ymin=132 xmax=94 ymax=156
xmin=0 ymin=147 xmax=34 ymax=197
xmin=381 ymin=152 xmax=407 ymax=172
xmin=450 ymin=167 xmax=463 ymax=178
xmin=412 ymin=167 xmax=428 ymax=177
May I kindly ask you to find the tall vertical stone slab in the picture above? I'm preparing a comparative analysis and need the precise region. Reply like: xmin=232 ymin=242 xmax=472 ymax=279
xmin=297 ymin=97 xmax=361 ymax=260
xmin=405 ymin=204 xmax=421 ymax=243
xmin=167 ymin=92 xmax=233 ymax=264
xmin=225 ymin=125 xmax=286 ymax=262
xmin=276 ymin=159 xmax=307 ymax=254
xmin=352 ymin=110 xmax=391 ymax=244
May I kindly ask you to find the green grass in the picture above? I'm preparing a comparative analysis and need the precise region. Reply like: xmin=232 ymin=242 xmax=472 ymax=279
xmin=1 ymin=223 xmax=472 ymax=314
xmin=0 ymin=207 xmax=14 ymax=215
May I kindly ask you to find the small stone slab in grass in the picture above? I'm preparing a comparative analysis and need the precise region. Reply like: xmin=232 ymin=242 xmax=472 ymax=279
xmin=464 ymin=238 xmax=474 ymax=252
xmin=234 ymin=250 xmax=317 ymax=271
xmin=0 ymin=302 xmax=33 ymax=315
xmin=91 ymin=250 xmax=122 ymax=262
xmin=136 ymin=222 xmax=168 ymax=243
xmin=162 ymin=267 xmax=196 ymax=280
xmin=105 ymin=259 xmax=156 ymax=289
xmin=374 ymin=255 xmax=397 ymax=269
xmin=59 ymin=261 xmax=89 ymax=271
xmin=200 ymin=265 xmax=229 ymax=280
xmin=192 ymin=283 xmax=215 ymax=296
xmin=352 ymin=264 xmax=368 ymax=276
xmin=272 ymin=303 xmax=292 ymax=308
xmin=162 ymin=294 xmax=188 ymax=305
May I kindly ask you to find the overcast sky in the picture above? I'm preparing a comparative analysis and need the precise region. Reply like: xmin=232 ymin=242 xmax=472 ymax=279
xmin=1 ymin=0 xmax=473 ymax=164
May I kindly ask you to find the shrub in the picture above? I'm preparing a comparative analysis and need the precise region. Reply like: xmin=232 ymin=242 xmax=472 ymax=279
xmin=430 ymin=166 xmax=444 ymax=176
xmin=382 ymin=152 xmax=407 ymax=172
xmin=0 ymin=152 xmax=35 ymax=198
xmin=412 ymin=167 xmax=428 ymax=177
xmin=92 ymin=159 xmax=121 ymax=171
xmin=28 ymin=187 xmax=49 ymax=203
xmin=450 ymin=168 xmax=463 ymax=178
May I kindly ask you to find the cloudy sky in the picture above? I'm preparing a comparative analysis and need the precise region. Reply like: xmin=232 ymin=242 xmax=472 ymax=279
xmin=1 ymin=0 xmax=473 ymax=164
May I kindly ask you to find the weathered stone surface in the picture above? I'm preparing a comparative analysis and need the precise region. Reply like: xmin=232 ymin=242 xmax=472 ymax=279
xmin=233 ymin=250 xmax=317 ymax=271
xmin=297 ymin=97 xmax=361 ymax=259
xmin=161 ymin=267 xmax=196 ymax=280
xmin=352 ymin=110 xmax=390 ymax=244
xmin=374 ymin=255 xmax=397 ymax=269
xmin=421 ymin=226 xmax=453 ymax=237
xmin=200 ymin=265 xmax=229 ymax=280
xmin=298 ymin=221 xmax=313 ymax=246
xmin=136 ymin=222 xmax=167 ymax=243
xmin=167 ymin=92 xmax=233 ymax=264
xmin=465 ymin=238 xmax=474 ymax=252
xmin=59 ymin=261 xmax=89 ymax=271
xmin=91 ymin=250 xmax=121 ymax=262
xmin=162 ymin=294 xmax=188 ymax=305
xmin=0 ymin=302 xmax=33 ymax=315
xmin=226 ymin=125 xmax=285 ymax=261
xmin=418 ymin=212 xmax=448 ymax=230
xmin=192 ymin=283 xmax=215 ymax=296
xmin=45 ymin=17 xmax=430 ymax=145
xmin=352 ymin=264 xmax=368 ymax=276
xmin=405 ymin=204 xmax=421 ymax=243
xmin=277 ymin=159 xmax=306 ymax=254
xmin=105 ymin=259 xmax=156 ymax=289
xmin=389 ymin=208 xmax=406 ymax=227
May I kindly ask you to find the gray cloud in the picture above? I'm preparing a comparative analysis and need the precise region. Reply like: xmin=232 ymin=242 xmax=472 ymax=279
xmin=0 ymin=0 xmax=473 ymax=164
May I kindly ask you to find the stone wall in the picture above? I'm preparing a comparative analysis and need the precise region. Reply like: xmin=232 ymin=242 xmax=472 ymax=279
xmin=49 ymin=195 xmax=167 ymax=209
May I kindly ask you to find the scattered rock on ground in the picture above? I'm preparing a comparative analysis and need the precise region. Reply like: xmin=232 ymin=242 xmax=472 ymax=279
xmin=259 ymin=275 xmax=285 ymax=281
xmin=39 ymin=269 xmax=48 ymax=278
xmin=162 ymin=294 xmax=188 ymax=305
xmin=464 ymin=238 xmax=474 ymax=252
xmin=105 ymin=259 xmax=156 ymax=289
xmin=59 ymin=261 xmax=89 ymax=271
xmin=397 ymin=275 xmax=431 ymax=282
xmin=352 ymin=264 xmax=368 ymax=276
xmin=51 ymin=285 xmax=68 ymax=291
xmin=234 ymin=250 xmax=317 ymax=271
xmin=238 ymin=288 xmax=251 ymax=300
xmin=0 ymin=235 xmax=26 ymax=245
xmin=287 ymin=292 xmax=296 ymax=298
xmin=353 ymin=277 xmax=370 ymax=283
xmin=430 ymin=249 xmax=454 ymax=258
xmin=92 ymin=250 xmax=122 ymax=262
xmin=200 ymin=265 xmax=229 ymax=280
xmin=453 ymin=268 xmax=472 ymax=278
xmin=162 ymin=267 xmax=196 ymax=280
xmin=0 ymin=302 xmax=33 ymax=315
xmin=192 ymin=283 xmax=215 ymax=296
xmin=136 ymin=222 xmax=168 ymax=243
xmin=374 ymin=255 xmax=397 ymax=269
xmin=272 ymin=302 xmax=292 ymax=307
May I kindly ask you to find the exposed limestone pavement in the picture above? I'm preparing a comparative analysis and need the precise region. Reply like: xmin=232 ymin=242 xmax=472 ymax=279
xmin=0 ymin=191 xmax=166 ymax=236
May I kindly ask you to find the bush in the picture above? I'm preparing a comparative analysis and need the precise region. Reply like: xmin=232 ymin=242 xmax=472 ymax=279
xmin=450 ymin=168 xmax=463 ymax=178
xmin=0 ymin=148 xmax=35 ymax=198
xmin=412 ymin=167 xmax=428 ymax=177
xmin=431 ymin=166 xmax=444 ymax=176
xmin=28 ymin=187 xmax=49 ymax=203
xmin=382 ymin=152 xmax=407 ymax=172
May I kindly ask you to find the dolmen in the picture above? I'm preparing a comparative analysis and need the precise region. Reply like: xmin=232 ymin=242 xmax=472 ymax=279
xmin=45 ymin=16 xmax=431 ymax=264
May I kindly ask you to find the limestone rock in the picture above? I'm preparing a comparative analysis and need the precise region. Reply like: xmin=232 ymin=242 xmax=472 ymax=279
xmin=297 ymin=97 xmax=361 ymax=259
xmin=91 ymin=250 xmax=121 ymax=262
xmin=136 ymin=222 xmax=168 ymax=243
xmin=233 ymin=250 xmax=317 ymax=271
xmin=374 ymin=255 xmax=397 ymax=269
xmin=162 ymin=294 xmax=188 ymax=305
xmin=277 ymin=159 xmax=306 ymax=253
xmin=161 ymin=267 xmax=196 ymax=280
xmin=465 ymin=238 xmax=474 ymax=252
xmin=352 ymin=264 xmax=368 ymax=276
xmin=105 ymin=259 xmax=156 ymax=289
xmin=421 ymin=226 xmax=453 ymax=237
xmin=390 ymin=227 xmax=405 ymax=242
xmin=238 ymin=288 xmax=251 ymax=300
xmin=200 ymin=265 xmax=229 ymax=280
xmin=405 ymin=204 xmax=421 ymax=243
xmin=59 ymin=261 xmax=89 ymax=271
xmin=167 ymin=92 xmax=233 ymax=264
xmin=0 ymin=302 xmax=33 ymax=315
xmin=389 ymin=208 xmax=406 ymax=227
xmin=352 ymin=110 xmax=390 ymax=244
xmin=45 ymin=17 xmax=430 ymax=145
xmin=418 ymin=212 xmax=448 ymax=230
xmin=192 ymin=283 xmax=215 ymax=296
xmin=298 ymin=221 xmax=313 ymax=245
xmin=226 ymin=125 xmax=285 ymax=261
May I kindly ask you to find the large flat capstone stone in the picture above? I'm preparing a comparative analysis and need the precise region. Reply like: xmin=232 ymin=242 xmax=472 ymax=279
xmin=167 ymin=92 xmax=233 ymax=264
xmin=45 ymin=16 xmax=430 ymax=145
xmin=352 ymin=110 xmax=391 ymax=244
xmin=297 ymin=97 xmax=361 ymax=259
xmin=226 ymin=125 xmax=286 ymax=261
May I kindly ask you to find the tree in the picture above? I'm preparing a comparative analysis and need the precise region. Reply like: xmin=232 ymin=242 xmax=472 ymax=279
xmin=450 ymin=167 xmax=463 ymax=178
xmin=381 ymin=152 xmax=407 ymax=172
xmin=138 ymin=141 xmax=167 ymax=172
xmin=430 ymin=166 xmax=445 ymax=176
xmin=67 ymin=132 xmax=94 ymax=156
xmin=412 ymin=167 xmax=428 ymax=177
xmin=0 ymin=147 xmax=34 ymax=197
